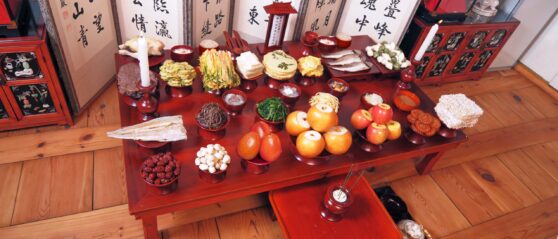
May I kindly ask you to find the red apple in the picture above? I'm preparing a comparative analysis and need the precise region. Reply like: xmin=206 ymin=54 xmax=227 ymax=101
xmin=370 ymin=103 xmax=393 ymax=124
xmin=386 ymin=120 xmax=402 ymax=140
xmin=350 ymin=109 xmax=373 ymax=130
xmin=366 ymin=123 xmax=388 ymax=145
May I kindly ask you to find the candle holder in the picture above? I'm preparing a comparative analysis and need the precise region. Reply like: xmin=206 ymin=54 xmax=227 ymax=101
xmin=320 ymin=167 xmax=364 ymax=222
xmin=136 ymin=81 xmax=159 ymax=122
xmin=396 ymin=64 xmax=417 ymax=91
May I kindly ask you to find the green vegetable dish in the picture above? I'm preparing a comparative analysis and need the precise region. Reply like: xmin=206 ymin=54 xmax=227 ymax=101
xmin=257 ymin=97 xmax=288 ymax=122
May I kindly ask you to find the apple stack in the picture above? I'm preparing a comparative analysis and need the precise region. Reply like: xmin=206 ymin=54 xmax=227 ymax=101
xmin=285 ymin=102 xmax=352 ymax=159
xmin=236 ymin=122 xmax=283 ymax=174
xmin=350 ymin=103 xmax=402 ymax=146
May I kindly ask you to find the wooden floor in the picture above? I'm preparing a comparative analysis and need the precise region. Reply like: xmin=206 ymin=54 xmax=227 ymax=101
xmin=1 ymin=68 xmax=558 ymax=238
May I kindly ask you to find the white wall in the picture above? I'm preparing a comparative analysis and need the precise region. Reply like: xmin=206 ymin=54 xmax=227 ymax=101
xmin=520 ymin=13 xmax=558 ymax=83
xmin=490 ymin=0 xmax=558 ymax=68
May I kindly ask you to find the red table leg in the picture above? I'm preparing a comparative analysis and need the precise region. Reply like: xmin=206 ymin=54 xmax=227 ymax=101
xmin=415 ymin=151 xmax=445 ymax=175
xmin=142 ymin=216 xmax=160 ymax=239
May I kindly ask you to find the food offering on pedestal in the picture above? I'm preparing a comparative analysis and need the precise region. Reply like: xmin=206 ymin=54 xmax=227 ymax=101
xmin=318 ymin=36 xmax=337 ymax=52
xmin=222 ymin=89 xmax=247 ymax=117
xmin=434 ymin=94 xmax=483 ymax=138
xmin=350 ymin=103 xmax=401 ymax=153
xmin=360 ymin=92 xmax=384 ymax=109
xmin=140 ymin=152 xmax=180 ymax=195
xmin=394 ymin=90 xmax=421 ymax=112
xmin=256 ymin=97 xmax=288 ymax=132
xmin=286 ymin=93 xmax=352 ymax=165
xmin=406 ymin=109 xmax=441 ymax=145
xmin=297 ymin=55 xmax=324 ymax=86
xmin=327 ymin=78 xmax=350 ymax=99
xmin=278 ymin=83 xmax=301 ymax=107
xmin=170 ymin=45 xmax=194 ymax=63
xmin=196 ymin=103 xmax=230 ymax=141
xmin=366 ymin=42 xmax=411 ymax=71
xmin=159 ymin=60 xmax=197 ymax=98
xmin=199 ymin=49 xmax=240 ymax=95
xmin=370 ymin=103 xmax=394 ymax=125
xmin=262 ymin=50 xmax=298 ymax=89
xmin=195 ymin=144 xmax=231 ymax=184
xmin=237 ymin=122 xmax=282 ymax=175
xmin=236 ymin=51 xmax=264 ymax=92
xmin=301 ymin=31 xmax=319 ymax=56
xmin=323 ymin=49 xmax=372 ymax=73
xmin=199 ymin=39 xmax=219 ymax=55
xmin=117 ymin=63 xmax=158 ymax=107
xmin=107 ymin=115 xmax=187 ymax=149
xmin=335 ymin=33 xmax=352 ymax=49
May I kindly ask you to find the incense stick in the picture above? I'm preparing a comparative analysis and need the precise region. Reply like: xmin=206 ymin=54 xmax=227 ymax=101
xmin=348 ymin=169 xmax=365 ymax=193
xmin=341 ymin=164 xmax=355 ymax=188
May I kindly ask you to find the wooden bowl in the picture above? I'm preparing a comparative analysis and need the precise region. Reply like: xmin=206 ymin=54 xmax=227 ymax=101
xmin=360 ymin=91 xmax=385 ymax=110
xmin=134 ymin=140 xmax=170 ymax=149
xmin=240 ymin=156 xmax=271 ymax=175
xmin=255 ymin=101 xmax=286 ymax=133
xmin=196 ymin=108 xmax=230 ymax=141
xmin=327 ymin=78 xmax=350 ymax=99
xmin=318 ymin=36 xmax=337 ymax=52
xmin=222 ymin=89 xmax=247 ymax=117
xmin=335 ymin=33 xmax=352 ymax=49
xmin=394 ymin=90 xmax=420 ymax=112
xmin=198 ymin=169 xmax=227 ymax=184
xmin=278 ymin=83 xmax=301 ymax=107
xmin=170 ymin=45 xmax=194 ymax=63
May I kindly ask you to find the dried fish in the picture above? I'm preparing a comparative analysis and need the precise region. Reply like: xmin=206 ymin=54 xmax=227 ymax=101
xmin=321 ymin=49 xmax=362 ymax=59
xmin=107 ymin=116 xmax=187 ymax=142
xmin=331 ymin=61 xmax=371 ymax=72
xmin=328 ymin=54 xmax=363 ymax=66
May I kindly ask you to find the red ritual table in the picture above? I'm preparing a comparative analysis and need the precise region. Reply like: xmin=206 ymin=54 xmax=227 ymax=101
xmin=115 ymin=36 xmax=466 ymax=238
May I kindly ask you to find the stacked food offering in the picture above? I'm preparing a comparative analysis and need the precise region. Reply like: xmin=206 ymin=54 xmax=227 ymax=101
xmin=236 ymin=51 xmax=264 ymax=79
xmin=262 ymin=50 xmax=297 ymax=80
xmin=199 ymin=49 xmax=241 ymax=92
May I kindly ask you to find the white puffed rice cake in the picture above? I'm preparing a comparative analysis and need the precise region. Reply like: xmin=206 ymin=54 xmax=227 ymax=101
xmin=434 ymin=94 xmax=483 ymax=130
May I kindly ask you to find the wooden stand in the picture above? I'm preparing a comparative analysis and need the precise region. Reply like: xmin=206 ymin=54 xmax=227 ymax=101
xmin=136 ymin=83 xmax=158 ymax=122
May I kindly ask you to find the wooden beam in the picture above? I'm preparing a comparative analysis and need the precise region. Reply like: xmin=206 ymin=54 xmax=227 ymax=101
xmin=514 ymin=63 xmax=558 ymax=101
xmin=442 ymin=196 xmax=558 ymax=239
xmin=0 ymin=125 xmax=122 ymax=164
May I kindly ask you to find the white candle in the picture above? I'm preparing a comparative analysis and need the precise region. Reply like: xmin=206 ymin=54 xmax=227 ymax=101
xmin=138 ymin=34 xmax=150 ymax=87
xmin=414 ymin=22 xmax=439 ymax=62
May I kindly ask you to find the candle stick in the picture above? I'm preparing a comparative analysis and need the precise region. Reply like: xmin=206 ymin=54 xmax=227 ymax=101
xmin=414 ymin=20 xmax=441 ymax=62
xmin=138 ymin=33 xmax=150 ymax=87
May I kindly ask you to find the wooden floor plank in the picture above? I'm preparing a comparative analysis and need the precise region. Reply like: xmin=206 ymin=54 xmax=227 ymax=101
xmin=0 ymin=125 xmax=121 ymax=164
xmin=474 ymin=91 xmax=546 ymax=127
xmin=522 ymin=142 xmax=558 ymax=183
xmin=215 ymin=207 xmax=284 ymax=239
xmin=498 ymin=149 xmax=558 ymax=200
xmin=0 ymin=163 xmax=22 ymax=227
xmin=11 ymin=153 xmax=94 ymax=225
xmin=161 ymin=219 xmax=220 ymax=239
xmin=431 ymin=156 xmax=539 ymax=225
xmin=391 ymin=175 xmax=470 ymax=238
xmin=93 ymin=147 xmax=128 ymax=209
xmin=436 ymin=117 xmax=558 ymax=170
xmin=421 ymin=71 xmax=531 ymax=101
xmin=442 ymin=196 xmax=558 ymax=239
xmin=87 ymin=84 xmax=121 ymax=127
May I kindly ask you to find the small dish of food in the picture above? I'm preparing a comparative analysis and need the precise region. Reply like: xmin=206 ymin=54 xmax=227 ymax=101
xmin=140 ymin=152 xmax=180 ymax=195
xmin=222 ymin=89 xmax=247 ymax=116
xmin=170 ymin=45 xmax=194 ymax=62
xmin=335 ymin=33 xmax=352 ymax=48
xmin=196 ymin=103 xmax=230 ymax=141
xmin=327 ymin=78 xmax=350 ymax=99
xmin=318 ymin=36 xmax=337 ymax=52
xmin=394 ymin=90 xmax=420 ymax=111
xmin=360 ymin=92 xmax=384 ymax=109
xmin=278 ymin=83 xmax=301 ymax=107
xmin=195 ymin=144 xmax=231 ymax=183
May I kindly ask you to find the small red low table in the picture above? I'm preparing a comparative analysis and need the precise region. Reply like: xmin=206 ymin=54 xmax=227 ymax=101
xmin=269 ymin=176 xmax=403 ymax=239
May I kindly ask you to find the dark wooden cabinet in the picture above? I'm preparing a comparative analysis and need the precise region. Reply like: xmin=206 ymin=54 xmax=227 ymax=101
xmin=0 ymin=25 xmax=72 ymax=131
xmin=401 ymin=13 xmax=519 ymax=85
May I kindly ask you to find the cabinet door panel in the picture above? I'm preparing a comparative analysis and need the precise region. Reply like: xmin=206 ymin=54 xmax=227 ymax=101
xmin=450 ymin=52 xmax=475 ymax=74
xmin=429 ymin=54 xmax=452 ymax=77
xmin=0 ymin=52 xmax=44 ymax=81
xmin=443 ymin=32 xmax=466 ymax=51
xmin=471 ymin=50 xmax=494 ymax=72
xmin=8 ymin=83 xmax=57 ymax=117
xmin=415 ymin=55 xmax=432 ymax=79
xmin=426 ymin=33 xmax=444 ymax=53
xmin=467 ymin=31 xmax=488 ymax=49
xmin=0 ymin=87 xmax=18 ymax=122
xmin=486 ymin=29 xmax=507 ymax=48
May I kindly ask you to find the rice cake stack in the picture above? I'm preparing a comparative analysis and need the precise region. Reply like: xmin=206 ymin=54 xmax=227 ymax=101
xmin=263 ymin=50 xmax=297 ymax=80
xmin=236 ymin=52 xmax=264 ymax=79
xmin=434 ymin=94 xmax=483 ymax=129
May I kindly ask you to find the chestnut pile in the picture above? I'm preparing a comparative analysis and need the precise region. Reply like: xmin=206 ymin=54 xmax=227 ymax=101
xmin=141 ymin=152 xmax=180 ymax=185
